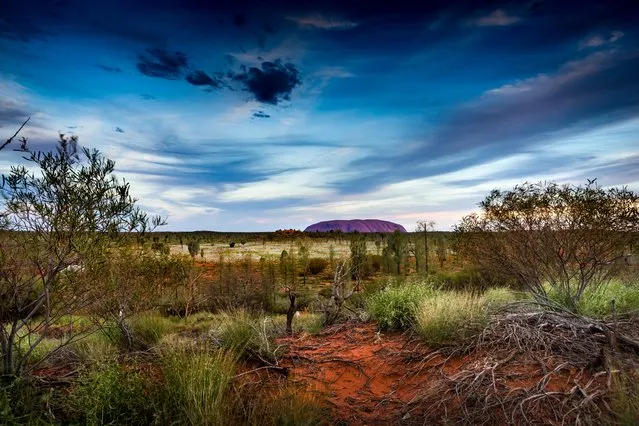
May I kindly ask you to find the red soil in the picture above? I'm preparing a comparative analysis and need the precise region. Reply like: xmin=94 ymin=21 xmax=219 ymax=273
xmin=275 ymin=322 xmax=592 ymax=425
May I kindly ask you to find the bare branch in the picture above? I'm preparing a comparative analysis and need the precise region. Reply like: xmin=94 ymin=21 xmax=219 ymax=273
xmin=0 ymin=116 xmax=30 ymax=151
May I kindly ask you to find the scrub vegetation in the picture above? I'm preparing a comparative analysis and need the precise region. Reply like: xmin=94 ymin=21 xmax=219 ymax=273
xmin=1 ymin=129 xmax=638 ymax=425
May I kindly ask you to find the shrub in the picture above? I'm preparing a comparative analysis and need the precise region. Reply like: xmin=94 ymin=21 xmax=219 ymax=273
xmin=415 ymin=291 xmax=487 ymax=347
xmin=229 ymin=242 xmax=236 ymax=248
xmin=546 ymin=279 xmax=639 ymax=318
xmin=366 ymin=280 xmax=435 ymax=330
xmin=129 ymin=312 xmax=176 ymax=348
xmin=213 ymin=311 xmax=280 ymax=362
xmin=307 ymin=258 xmax=328 ymax=275
xmin=455 ymin=180 xmax=639 ymax=311
xmin=71 ymin=362 xmax=156 ymax=425
xmin=69 ymin=333 xmax=118 ymax=365
xmin=0 ymin=378 xmax=58 ymax=425
xmin=368 ymin=254 xmax=383 ymax=273
xmin=160 ymin=347 xmax=237 ymax=426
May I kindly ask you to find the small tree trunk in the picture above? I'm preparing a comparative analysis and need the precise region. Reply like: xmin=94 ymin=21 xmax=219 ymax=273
xmin=286 ymin=290 xmax=296 ymax=335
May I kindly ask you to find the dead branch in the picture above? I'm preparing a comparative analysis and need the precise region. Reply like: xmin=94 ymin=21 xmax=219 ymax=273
xmin=1 ymin=117 xmax=30 ymax=151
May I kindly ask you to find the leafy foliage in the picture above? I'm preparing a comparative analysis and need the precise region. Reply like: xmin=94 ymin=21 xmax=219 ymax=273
xmin=455 ymin=180 xmax=639 ymax=311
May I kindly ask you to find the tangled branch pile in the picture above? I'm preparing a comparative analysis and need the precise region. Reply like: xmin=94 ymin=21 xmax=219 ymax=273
xmin=404 ymin=303 xmax=639 ymax=425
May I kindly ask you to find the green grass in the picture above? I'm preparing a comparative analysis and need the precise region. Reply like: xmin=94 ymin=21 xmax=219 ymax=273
xmin=415 ymin=291 xmax=487 ymax=347
xmin=159 ymin=347 xmax=237 ymax=426
xmin=544 ymin=279 xmax=639 ymax=318
xmin=245 ymin=388 xmax=329 ymax=426
xmin=129 ymin=312 xmax=177 ymax=348
xmin=607 ymin=371 xmax=639 ymax=425
xmin=483 ymin=287 xmax=521 ymax=310
xmin=71 ymin=362 xmax=156 ymax=425
xmin=213 ymin=310 xmax=281 ymax=362
xmin=69 ymin=332 xmax=119 ymax=365
xmin=271 ymin=312 xmax=324 ymax=335
xmin=366 ymin=278 xmax=435 ymax=330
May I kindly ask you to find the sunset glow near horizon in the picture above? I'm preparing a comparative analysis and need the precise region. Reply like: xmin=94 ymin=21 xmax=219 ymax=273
xmin=1 ymin=0 xmax=638 ymax=232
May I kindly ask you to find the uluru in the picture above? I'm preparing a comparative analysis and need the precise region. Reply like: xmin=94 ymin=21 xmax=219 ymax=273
xmin=304 ymin=219 xmax=407 ymax=233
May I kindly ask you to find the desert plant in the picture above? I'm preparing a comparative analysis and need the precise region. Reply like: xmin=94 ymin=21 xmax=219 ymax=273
xmin=159 ymin=347 xmax=237 ymax=426
xmin=385 ymin=230 xmax=407 ymax=275
xmin=483 ymin=287 xmax=520 ymax=309
xmin=0 ymin=133 xmax=163 ymax=378
xmin=71 ymin=362 xmax=156 ymax=425
xmin=129 ymin=312 xmax=175 ymax=348
xmin=455 ymin=180 xmax=639 ymax=311
xmin=321 ymin=262 xmax=355 ymax=326
xmin=187 ymin=240 xmax=200 ymax=259
xmin=546 ymin=279 xmax=639 ymax=318
xmin=307 ymin=258 xmax=328 ymax=275
xmin=415 ymin=291 xmax=487 ymax=347
xmin=366 ymin=279 xmax=434 ymax=330
xmin=350 ymin=233 xmax=367 ymax=291
xmin=213 ymin=311 xmax=280 ymax=362
xmin=416 ymin=220 xmax=435 ymax=273
xmin=229 ymin=242 xmax=236 ymax=248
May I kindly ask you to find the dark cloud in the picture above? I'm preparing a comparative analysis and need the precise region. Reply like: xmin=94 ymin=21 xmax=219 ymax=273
xmin=229 ymin=60 xmax=301 ymax=104
xmin=185 ymin=70 xmax=224 ymax=88
xmin=252 ymin=111 xmax=271 ymax=118
xmin=115 ymin=127 xmax=125 ymax=133
xmin=0 ymin=99 xmax=32 ymax=129
xmin=136 ymin=48 xmax=188 ymax=80
xmin=95 ymin=64 xmax=123 ymax=73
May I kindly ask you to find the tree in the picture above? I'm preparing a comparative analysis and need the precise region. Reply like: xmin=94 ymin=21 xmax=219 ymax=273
xmin=187 ymin=240 xmax=200 ymax=259
xmin=455 ymin=180 xmax=639 ymax=311
xmin=416 ymin=220 xmax=435 ymax=273
xmin=436 ymin=236 xmax=447 ymax=269
xmin=386 ymin=230 xmax=407 ymax=275
xmin=349 ymin=232 xmax=367 ymax=291
xmin=0 ymin=134 xmax=163 ymax=377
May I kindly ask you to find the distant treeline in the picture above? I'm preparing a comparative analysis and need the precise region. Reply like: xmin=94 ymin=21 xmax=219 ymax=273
xmin=144 ymin=229 xmax=455 ymax=245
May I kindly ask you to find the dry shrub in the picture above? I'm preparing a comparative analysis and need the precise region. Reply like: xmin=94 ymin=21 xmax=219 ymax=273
xmin=404 ymin=303 xmax=639 ymax=425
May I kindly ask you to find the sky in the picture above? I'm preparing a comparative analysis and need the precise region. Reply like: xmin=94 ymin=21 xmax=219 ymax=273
xmin=1 ymin=0 xmax=638 ymax=232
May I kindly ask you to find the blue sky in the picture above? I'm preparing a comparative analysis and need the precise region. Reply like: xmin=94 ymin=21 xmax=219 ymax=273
xmin=1 ymin=0 xmax=638 ymax=231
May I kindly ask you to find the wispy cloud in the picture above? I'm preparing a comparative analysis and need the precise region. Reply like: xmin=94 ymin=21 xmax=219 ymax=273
xmin=580 ymin=30 xmax=624 ymax=48
xmin=474 ymin=9 xmax=521 ymax=27
xmin=287 ymin=14 xmax=358 ymax=30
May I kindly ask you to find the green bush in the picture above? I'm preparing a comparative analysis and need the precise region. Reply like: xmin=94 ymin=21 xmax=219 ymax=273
xmin=0 ymin=379 xmax=58 ymax=425
xmin=432 ymin=268 xmax=507 ymax=292
xmin=576 ymin=280 xmax=639 ymax=318
xmin=160 ymin=347 xmax=237 ymax=426
xmin=366 ymin=280 xmax=435 ymax=330
xmin=368 ymin=254 xmax=383 ymax=273
xmin=307 ymin=258 xmax=328 ymax=275
xmin=71 ymin=362 xmax=156 ymax=425
xmin=129 ymin=312 xmax=176 ymax=348
xmin=214 ymin=311 xmax=280 ymax=362
xmin=415 ymin=291 xmax=487 ymax=347
xmin=69 ymin=331 xmax=119 ymax=365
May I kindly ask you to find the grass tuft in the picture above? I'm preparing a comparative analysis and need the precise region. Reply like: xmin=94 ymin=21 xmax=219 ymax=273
xmin=415 ymin=291 xmax=487 ymax=347
xmin=366 ymin=279 xmax=435 ymax=330
xmin=213 ymin=310 xmax=281 ymax=362
xmin=160 ymin=346 xmax=237 ymax=426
